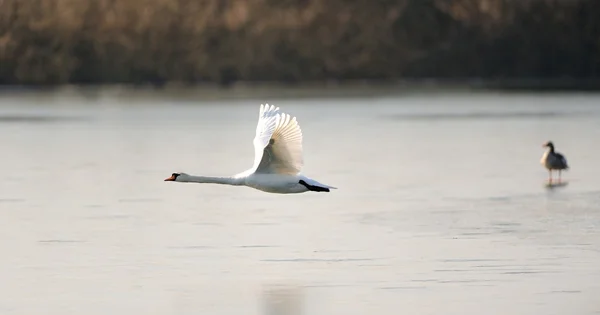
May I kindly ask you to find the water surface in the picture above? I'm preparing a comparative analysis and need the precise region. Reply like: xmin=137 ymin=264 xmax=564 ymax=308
xmin=0 ymin=90 xmax=599 ymax=315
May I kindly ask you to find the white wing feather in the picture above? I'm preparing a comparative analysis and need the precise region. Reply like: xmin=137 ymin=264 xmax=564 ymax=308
xmin=251 ymin=104 xmax=304 ymax=174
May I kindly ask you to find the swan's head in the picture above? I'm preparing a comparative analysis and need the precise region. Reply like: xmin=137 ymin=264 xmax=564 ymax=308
xmin=543 ymin=141 xmax=554 ymax=148
xmin=164 ymin=172 xmax=189 ymax=182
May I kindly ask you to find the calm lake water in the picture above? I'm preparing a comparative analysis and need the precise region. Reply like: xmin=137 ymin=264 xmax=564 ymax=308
xmin=0 ymin=88 xmax=599 ymax=315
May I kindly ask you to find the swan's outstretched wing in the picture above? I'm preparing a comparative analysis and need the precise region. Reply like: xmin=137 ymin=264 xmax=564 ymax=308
xmin=251 ymin=104 xmax=303 ymax=175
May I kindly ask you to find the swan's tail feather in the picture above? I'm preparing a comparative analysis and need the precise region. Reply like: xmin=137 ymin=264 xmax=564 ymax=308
xmin=299 ymin=180 xmax=331 ymax=192
xmin=298 ymin=177 xmax=337 ymax=193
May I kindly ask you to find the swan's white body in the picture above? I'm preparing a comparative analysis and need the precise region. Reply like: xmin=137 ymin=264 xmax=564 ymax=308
xmin=165 ymin=104 xmax=336 ymax=194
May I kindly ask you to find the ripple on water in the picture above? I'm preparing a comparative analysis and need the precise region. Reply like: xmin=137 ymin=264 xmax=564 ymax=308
xmin=38 ymin=240 xmax=85 ymax=244
xmin=0 ymin=198 xmax=25 ymax=203
xmin=379 ymin=286 xmax=427 ymax=290
xmin=166 ymin=245 xmax=215 ymax=250
xmin=236 ymin=245 xmax=279 ymax=248
xmin=302 ymin=284 xmax=357 ymax=288
xmin=192 ymin=222 xmax=222 ymax=226
xmin=440 ymin=258 xmax=513 ymax=263
xmin=261 ymin=258 xmax=377 ymax=263
xmin=547 ymin=290 xmax=581 ymax=294
xmin=0 ymin=115 xmax=88 ymax=124
xmin=118 ymin=198 xmax=163 ymax=203
xmin=384 ymin=111 xmax=592 ymax=121
xmin=85 ymin=214 xmax=133 ymax=220
xmin=244 ymin=222 xmax=279 ymax=226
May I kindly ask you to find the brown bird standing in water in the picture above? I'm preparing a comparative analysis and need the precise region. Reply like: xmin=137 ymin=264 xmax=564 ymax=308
xmin=540 ymin=141 xmax=569 ymax=184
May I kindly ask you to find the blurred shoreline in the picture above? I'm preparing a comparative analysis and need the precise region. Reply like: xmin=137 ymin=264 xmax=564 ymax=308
xmin=1 ymin=1 xmax=598 ymax=87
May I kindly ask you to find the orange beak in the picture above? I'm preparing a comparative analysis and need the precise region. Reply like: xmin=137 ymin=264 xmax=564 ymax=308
xmin=164 ymin=175 xmax=176 ymax=181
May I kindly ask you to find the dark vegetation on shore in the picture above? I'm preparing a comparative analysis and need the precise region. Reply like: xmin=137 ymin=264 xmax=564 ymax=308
xmin=0 ymin=0 xmax=598 ymax=86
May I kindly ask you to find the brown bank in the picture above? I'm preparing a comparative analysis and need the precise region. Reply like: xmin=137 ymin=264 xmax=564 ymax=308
xmin=0 ymin=0 xmax=598 ymax=87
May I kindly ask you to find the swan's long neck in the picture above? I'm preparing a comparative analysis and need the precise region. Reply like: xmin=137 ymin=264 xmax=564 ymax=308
xmin=182 ymin=175 xmax=244 ymax=186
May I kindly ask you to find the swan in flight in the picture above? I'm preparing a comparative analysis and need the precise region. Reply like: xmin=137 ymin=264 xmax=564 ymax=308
xmin=164 ymin=104 xmax=337 ymax=194
xmin=540 ymin=141 xmax=569 ymax=183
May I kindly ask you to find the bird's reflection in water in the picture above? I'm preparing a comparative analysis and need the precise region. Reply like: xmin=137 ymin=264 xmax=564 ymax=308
xmin=261 ymin=284 xmax=304 ymax=315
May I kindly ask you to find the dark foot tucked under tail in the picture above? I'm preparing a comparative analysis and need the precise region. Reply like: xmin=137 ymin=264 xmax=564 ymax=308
xmin=298 ymin=180 xmax=330 ymax=192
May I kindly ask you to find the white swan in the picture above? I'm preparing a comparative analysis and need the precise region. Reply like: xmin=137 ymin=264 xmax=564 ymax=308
xmin=164 ymin=104 xmax=337 ymax=194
